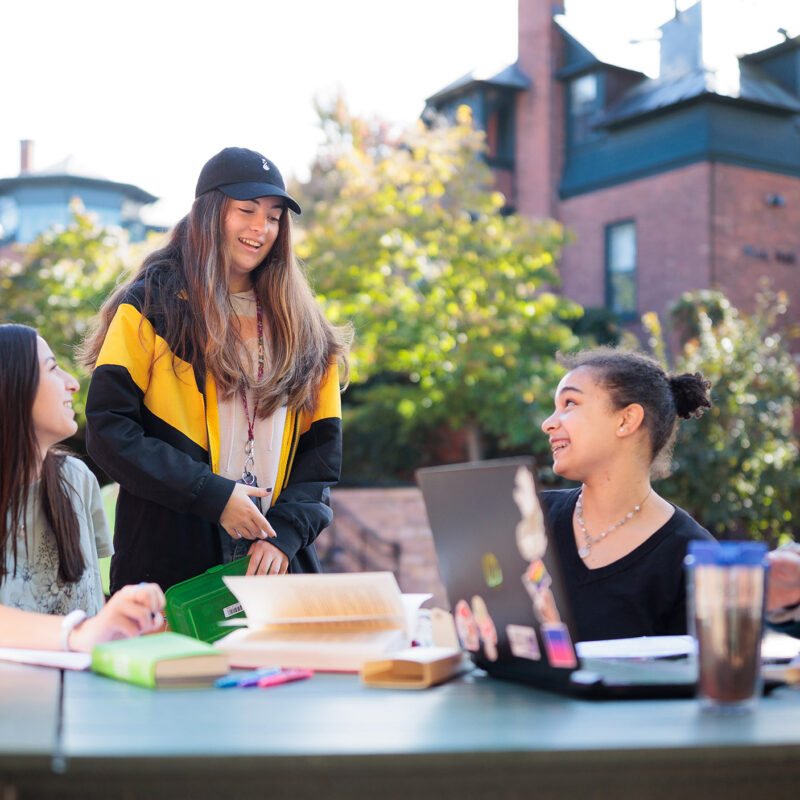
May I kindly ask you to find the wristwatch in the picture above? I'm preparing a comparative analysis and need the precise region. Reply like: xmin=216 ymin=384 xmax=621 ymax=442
xmin=60 ymin=609 xmax=88 ymax=651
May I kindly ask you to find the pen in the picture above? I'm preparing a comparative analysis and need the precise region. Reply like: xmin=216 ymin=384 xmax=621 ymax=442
xmin=215 ymin=667 xmax=281 ymax=688
xmin=257 ymin=668 xmax=314 ymax=688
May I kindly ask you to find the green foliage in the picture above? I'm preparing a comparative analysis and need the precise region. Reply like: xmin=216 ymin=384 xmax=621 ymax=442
xmin=0 ymin=201 xmax=147 ymax=426
xmin=569 ymin=306 xmax=624 ymax=347
xmin=643 ymin=287 xmax=800 ymax=544
xmin=297 ymin=101 xmax=581 ymax=474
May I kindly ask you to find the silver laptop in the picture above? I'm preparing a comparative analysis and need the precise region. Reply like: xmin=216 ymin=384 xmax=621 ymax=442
xmin=416 ymin=457 xmax=698 ymax=699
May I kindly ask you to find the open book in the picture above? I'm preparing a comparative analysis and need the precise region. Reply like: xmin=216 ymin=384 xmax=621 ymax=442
xmin=216 ymin=572 xmax=430 ymax=673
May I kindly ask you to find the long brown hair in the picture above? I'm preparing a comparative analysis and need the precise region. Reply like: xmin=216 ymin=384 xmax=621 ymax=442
xmin=0 ymin=324 xmax=85 ymax=582
xmin=81 ymin=190 xmax=350 ymax=416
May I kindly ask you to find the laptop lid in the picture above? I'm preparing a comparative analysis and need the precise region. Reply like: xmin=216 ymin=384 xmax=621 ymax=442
xmin=417 ymin=457 xmax=582 ymax=692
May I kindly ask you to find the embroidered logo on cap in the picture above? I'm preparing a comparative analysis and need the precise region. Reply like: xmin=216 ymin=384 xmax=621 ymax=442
xmin=261 ymin=158 xmax=270 ymax=171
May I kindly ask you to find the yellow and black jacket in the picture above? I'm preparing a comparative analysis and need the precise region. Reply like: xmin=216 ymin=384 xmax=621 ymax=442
xmin=85 ymin=280 xmax=342 ymax=592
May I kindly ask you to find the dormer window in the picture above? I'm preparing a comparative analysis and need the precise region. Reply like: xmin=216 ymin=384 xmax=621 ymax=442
xmin=569 ymin=73 xmax=601 ymax=145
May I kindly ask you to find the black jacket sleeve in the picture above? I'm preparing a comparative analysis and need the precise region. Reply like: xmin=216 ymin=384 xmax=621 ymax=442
xmin=85 ymin=297 xmax=233 ymax=525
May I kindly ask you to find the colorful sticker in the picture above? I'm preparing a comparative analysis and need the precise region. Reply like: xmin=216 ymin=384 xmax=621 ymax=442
xmin=512 ymin=466 xmax=547 ymax=562
xmin=522 ymin=558 xmax=550 ymax=590
xmin=512 ymin=465 xmax=565 ymax=627
xmin=481 ymin=552 xmax=503 ymax=589
xmin=454 ymin=599 xmax=480 ymax=652
xmin=471 ymin=595 xmax=499 ymax=662
xmin=506 ymin=624 xmax=541 ymax=661
xmin=541 ymin=623 xmax=578 ymax=669
xmin=521 ymin=565 xmax=562 ymax=626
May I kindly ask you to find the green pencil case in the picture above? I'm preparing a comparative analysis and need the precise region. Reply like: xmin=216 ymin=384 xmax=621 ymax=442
xmin=164 ymin=557 xmax=250 ymax=643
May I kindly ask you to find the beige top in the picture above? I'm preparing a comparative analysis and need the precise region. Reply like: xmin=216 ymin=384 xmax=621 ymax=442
xmin=216 ymin=291 xmax=287 ymax=494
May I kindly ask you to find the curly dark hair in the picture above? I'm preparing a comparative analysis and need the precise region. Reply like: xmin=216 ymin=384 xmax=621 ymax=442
xmin=558 ymin=348 xmax=711 ymax=478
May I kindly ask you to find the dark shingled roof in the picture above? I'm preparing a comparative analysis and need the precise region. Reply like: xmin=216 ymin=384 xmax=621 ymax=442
xmin=597 ymin=60 xmax=800 ymax=129
xmin=741 ymin=34 xmax=800 ymax=65
xmin=426 ymin=62 xmax=530 ymax=105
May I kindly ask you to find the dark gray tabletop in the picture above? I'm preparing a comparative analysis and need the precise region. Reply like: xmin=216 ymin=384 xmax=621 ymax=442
xmin=61 ymin=669 xmax=800 ymax=799
xmin=5 ymin=665 xmax=800 ymax=799
xmin=60 ymin=669 xmax=800 ymax=756
xmin=0 ymin=661 xmax=60 ymax=762
xmin=0 ymin=661 xmax=61 ymax=799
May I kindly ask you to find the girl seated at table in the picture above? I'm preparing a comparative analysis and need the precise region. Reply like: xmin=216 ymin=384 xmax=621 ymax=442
xmin=0 ymin=324 xmax=164 ymax=652
xmin=540 ymin=348 xmax=715 ymax=641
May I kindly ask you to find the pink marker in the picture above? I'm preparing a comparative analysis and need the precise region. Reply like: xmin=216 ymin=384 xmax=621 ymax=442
xmin=257 ymin=668 xmax=313 ymax=688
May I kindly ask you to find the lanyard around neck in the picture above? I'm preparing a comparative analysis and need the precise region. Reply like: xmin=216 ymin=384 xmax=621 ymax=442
xmin=240 ymin=296 xmax=264 ymax=483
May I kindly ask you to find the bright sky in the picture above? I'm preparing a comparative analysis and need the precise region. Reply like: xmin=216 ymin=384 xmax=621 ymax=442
xmin=2 ymin=0 xmax=798 ymax=226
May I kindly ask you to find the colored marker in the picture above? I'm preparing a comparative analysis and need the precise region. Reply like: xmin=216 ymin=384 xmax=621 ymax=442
xmin=215 ymin=667 xmax=281 ymax=688
xmin=257 ymin=668 xmax=314 ymax=688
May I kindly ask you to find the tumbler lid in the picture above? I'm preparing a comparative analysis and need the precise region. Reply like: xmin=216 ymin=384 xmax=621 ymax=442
xmin=685 ymin=540 xmax=768 ymax=566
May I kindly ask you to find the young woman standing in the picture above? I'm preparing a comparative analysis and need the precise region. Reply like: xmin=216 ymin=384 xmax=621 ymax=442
xmin=82 ymin=147 xmax=350 ymax=592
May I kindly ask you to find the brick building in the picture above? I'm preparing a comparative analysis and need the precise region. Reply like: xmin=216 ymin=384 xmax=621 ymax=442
xmin=425 ymin=0 xmax=800 ymax=335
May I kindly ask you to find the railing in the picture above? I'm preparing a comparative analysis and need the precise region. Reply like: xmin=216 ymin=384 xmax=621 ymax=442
xmin=318 ymin=498 xmax=401 ymax=576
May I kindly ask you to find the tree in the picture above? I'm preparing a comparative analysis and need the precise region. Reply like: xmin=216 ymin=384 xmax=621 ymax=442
xmin=296 ymin=102 xmax=580 ymax=479
xmin=644 ymin=286 xmax=800 ymax=544
xmin=0 ymin=200 xmax=145 ymax=430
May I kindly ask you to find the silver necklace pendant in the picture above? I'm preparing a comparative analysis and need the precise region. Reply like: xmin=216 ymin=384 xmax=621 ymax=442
xmin=575 ymin=488 xmax=651 ymax=560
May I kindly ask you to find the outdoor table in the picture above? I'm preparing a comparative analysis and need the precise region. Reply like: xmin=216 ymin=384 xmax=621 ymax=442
xmin=3 ymin=660 xmax=800 ymax=798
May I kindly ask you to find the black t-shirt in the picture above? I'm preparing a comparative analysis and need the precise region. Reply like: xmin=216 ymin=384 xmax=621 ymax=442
xmin=542 ymin=488 xmax=716 ymax=642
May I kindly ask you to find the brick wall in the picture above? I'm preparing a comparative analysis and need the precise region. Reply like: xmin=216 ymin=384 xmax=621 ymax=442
xmin=558 ymin=163 xmax=713 ymax=324
xmin=322 ymin=488 xmax=448 ymax=608
xmin=712 ymin=163 xmax=800 ymax=319
xmin=555 ymin=162 xmax=800 ymax=332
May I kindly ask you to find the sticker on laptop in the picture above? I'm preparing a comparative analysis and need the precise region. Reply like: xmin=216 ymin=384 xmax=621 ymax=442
xmin=521 ymin=560 xmax=562 ymax=625
xmin=454 ymin=599 xmax=480 ymax=652
xmin=512 ymin=466 xmax=564 ymax=626
xmin=481 ymin=552 xmax=503 ymax=589
xmin=506 ymin=624 xmax=541 ymax=661
xmin=540 ymin=623 xmax=578 ymax=669
xmin=471 ymin=595 xmax=498 ymax=662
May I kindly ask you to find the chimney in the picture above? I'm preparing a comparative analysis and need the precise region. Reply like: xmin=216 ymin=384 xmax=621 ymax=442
xmin=659 ymin=2 xmax=702 ymax=78
xmin=515 ymin=0 xmax=566 ymax=220
xmin=20 ymin=139 xmax=34 ymax=174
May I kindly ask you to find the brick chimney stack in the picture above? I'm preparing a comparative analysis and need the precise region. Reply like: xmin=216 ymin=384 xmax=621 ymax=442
xmin=515 ymin=0 xmax=565 ymax=220
xmin=20 ymin=139 xmax=34 ymax=174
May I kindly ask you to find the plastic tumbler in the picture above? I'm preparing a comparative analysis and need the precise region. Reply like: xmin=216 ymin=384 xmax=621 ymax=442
xmin=685 ymin=540 xmax=768 ymax=713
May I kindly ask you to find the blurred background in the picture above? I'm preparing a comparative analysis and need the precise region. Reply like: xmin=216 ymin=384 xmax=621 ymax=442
xmin=2 ymin=0 xmax=799 ymax=603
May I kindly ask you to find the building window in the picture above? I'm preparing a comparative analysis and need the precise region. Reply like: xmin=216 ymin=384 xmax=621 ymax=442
xmin=568 ymin=73 xmax=600 ymax=145
xmin=486 ymin=100 xmax=515 ymax=169
xmin=0 ymin=196 xmax=19 ymax=242
xmin=606 ymin=221 xmax=637 ymax=317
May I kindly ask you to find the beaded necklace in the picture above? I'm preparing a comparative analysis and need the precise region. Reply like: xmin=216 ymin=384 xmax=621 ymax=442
xmin=575 ymin=487 xmax=652 ymax=560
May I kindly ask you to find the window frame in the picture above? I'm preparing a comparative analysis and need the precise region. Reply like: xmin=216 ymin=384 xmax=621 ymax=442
xmin=604 ymin=219 xmax=638 ymax=320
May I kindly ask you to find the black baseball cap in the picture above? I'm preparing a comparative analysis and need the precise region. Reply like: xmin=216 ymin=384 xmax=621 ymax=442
xmin=195 ymin=147 xmax=301 ymax=215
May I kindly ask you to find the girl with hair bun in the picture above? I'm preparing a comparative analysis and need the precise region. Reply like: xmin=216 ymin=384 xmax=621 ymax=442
xmin=540 ymin=347 xmax=715 ymax=641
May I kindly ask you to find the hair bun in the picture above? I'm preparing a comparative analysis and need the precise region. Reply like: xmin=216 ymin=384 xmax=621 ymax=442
xmin=669 ymin=372 xmax=712 ymax=419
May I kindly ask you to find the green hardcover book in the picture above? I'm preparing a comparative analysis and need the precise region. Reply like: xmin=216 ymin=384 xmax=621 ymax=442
xmin=91 ymin=632 xmax=228 ymax=688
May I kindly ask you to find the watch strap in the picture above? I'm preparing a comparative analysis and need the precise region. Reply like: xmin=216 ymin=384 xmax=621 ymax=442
xmin=60 ymin=609 xmax=88 ymax=651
